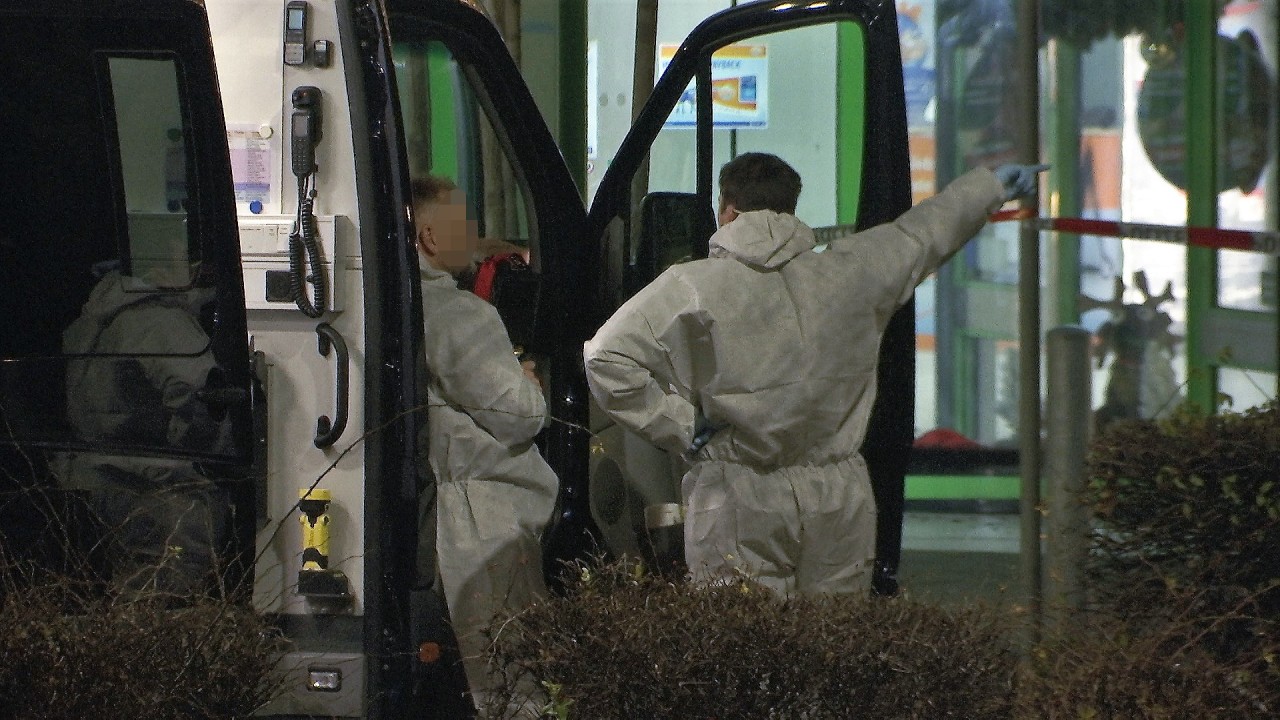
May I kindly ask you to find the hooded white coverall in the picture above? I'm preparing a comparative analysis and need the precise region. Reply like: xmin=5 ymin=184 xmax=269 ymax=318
xmin=59 ymin=269 xmax=229 ymax=595
xmin=584 ymin=167 xmax=1006 ymax=595
xmin=418 ymin=263 xmax=559 ymax=702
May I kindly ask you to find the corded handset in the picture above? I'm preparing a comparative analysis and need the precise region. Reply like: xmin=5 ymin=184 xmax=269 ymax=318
xmin=289 ymin=86 xmax=327 ymax=317
xmin=291 ymin=86 xmax=322 ymax=178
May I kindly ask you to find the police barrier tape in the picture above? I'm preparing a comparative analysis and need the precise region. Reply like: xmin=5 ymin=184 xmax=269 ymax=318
xmin=812 ymin=211 xmax=1280 ymax=256
xmin=988 ymin=208 xmax=1280 ymax=256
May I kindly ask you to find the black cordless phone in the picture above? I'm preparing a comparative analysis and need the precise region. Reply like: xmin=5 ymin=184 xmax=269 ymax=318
xmin=291 ymin=86 xmax=322 ymax=177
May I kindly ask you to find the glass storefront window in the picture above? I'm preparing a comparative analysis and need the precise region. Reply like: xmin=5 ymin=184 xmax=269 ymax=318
xmin=1219 ymin=366 xmax=1277 ymax=410
xmin=1216 ymin=3 xmax=1277 ymax=313
xmin=915 ymin=0 xmax=1277 ymax=452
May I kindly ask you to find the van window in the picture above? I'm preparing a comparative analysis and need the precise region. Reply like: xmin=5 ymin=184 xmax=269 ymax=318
xmin=109 ymin=56 xmax=200 ymax=290
xmin=0 ymin=40 xmax=213 ymax=452
xmin=394 ymin=40 xmax=533 ymax=262
xmin=611 ymin=20 xmax=867 ymax=288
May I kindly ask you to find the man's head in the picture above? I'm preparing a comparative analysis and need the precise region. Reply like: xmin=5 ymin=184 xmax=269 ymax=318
xmin=412 ymin=175 xmax=479 ymax=274
xmin=717 ymin=152 xmax=802 ymax=226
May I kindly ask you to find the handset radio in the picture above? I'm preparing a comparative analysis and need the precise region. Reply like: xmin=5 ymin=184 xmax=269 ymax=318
xmin=290 ymin=86 xmax=323 ymax=178
xmin=288 ymin=85 xmax=327 ymax=318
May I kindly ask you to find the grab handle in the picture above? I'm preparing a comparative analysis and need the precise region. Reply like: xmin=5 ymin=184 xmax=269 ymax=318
xmin=314 ymin=322 xmax=349 ymax=448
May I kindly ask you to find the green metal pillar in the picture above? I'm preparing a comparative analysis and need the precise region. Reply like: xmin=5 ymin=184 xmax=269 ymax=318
xmin=835 ymin=23 xmax=866 ymax=226
xmin=1184 ymin=0 xmax=1218 ymax=411
xmin=558 ymin=0 xmax=589 ymax=198
xmin=426 ymin=43 xmax=459 ymax=180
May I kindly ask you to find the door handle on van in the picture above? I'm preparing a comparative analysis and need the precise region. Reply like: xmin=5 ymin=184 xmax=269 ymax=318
xmin=314 ymin=322 xmax=349 ymax=448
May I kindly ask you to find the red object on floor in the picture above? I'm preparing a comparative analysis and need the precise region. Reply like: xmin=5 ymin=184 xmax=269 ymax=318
xmin=914 ymin=427 xmax=983 ymax=449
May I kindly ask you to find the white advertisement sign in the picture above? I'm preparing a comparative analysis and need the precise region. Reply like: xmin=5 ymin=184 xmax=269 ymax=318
xmin=659 ymin=43 xmax=768 ymax=129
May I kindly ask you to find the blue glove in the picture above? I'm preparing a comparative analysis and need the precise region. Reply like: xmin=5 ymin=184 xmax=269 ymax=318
xmin=994 ymin=163 xmax=1050 ymax=202
xmin=685 ymin=410 xmax=722 ymax=458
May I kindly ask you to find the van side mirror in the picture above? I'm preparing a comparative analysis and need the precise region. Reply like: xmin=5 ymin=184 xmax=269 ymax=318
xmin=627 ymin=191 xmax=715 ymax=297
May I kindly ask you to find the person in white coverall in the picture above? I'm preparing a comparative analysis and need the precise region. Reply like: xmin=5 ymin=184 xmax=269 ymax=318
xmin=413 ymin=174 xmax=558 ymax=712
xmin=584 ymin=153 xmax=1046 ymax=596
xmin=59 ymin=265 xmax=230 ymax=597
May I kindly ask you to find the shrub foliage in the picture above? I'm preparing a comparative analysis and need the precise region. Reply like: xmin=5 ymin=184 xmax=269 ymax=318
xmin=1085 ymin=402 xmax=1280 ymax=619
xmin=482 ymin=403 xmax=1280 ymax=718
xmin=487 ymin=561 xmax=1018 ymax=720
xmin=1036 ymin=402 xmax=1280 ymax=718
xmin=0 ymin=580 xmax=284 ymax=720
xmin=1016 ymin=601 xmax=1279 ymax=719
xmin=487 ymin=560 xmax=1278 ymax=720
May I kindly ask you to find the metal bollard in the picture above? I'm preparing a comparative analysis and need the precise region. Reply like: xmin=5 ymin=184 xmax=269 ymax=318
xmin=1044 ymin=326 xmax=1092 ymax=627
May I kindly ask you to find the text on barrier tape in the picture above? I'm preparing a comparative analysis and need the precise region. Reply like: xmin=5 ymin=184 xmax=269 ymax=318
xmin=988 ymin=208 xmax=1280 ymax=255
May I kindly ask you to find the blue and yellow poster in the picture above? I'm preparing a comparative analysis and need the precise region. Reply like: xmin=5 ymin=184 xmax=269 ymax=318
xmin=659 ymin=43 xmax=768 ymax=129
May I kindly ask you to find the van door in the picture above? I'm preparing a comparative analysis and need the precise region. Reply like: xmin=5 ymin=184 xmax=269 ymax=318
xmin=0 ymin=1 xmax=256 ymax=589
xmin=584 ymin=0 xmax=912 ymax=589
xmin=382 ymin=7 xmax=594 ymax=558
xmin=373 ymin=1 xmax=598 ymax=714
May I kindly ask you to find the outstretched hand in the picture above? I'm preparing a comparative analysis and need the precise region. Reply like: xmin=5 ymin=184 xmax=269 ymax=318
xmin=994 ymin=163 xmax=1051 ymax=202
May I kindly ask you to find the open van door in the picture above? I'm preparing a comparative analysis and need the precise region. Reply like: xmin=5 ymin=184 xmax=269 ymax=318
xmin=584 ymin=0 xmax=912 ymax=591
xmin=353 ymin=2 xmax=599 ymax=715
xmin=0 ymin=0 xmax=257 ymax=586
xmin=382 ymin=0 xmax=599 ymax=581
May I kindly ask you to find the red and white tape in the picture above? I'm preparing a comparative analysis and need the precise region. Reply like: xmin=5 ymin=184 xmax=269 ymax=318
xmin=989 ymin=208 xmax=1280 ymax=256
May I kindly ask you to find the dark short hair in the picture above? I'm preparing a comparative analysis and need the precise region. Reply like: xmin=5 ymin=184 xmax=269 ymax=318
xmin=411 ymin=174 xmax=457 ymax=207
xmin=718 ymin=152 xmax=802 ymax=214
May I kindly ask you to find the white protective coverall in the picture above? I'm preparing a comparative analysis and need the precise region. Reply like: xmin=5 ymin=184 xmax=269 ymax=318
xmin=584 ymin=167 xmax=1006 ymax=596
xmin=418 ymin=263 xmax=559 ymax=699
xmin=58 ymin=269 xmax=228 ymax=595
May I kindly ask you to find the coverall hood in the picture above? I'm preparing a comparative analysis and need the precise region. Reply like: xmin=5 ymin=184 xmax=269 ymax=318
xmin=63 ymin=270 xmax=218 ymax=443
xmin=67 ymin=270 xmax=213 ymax=350
xmin=709 ymin=210 xmax=815 ymax=270
xmin=418 ymin=258 xmax=458 ymax=290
